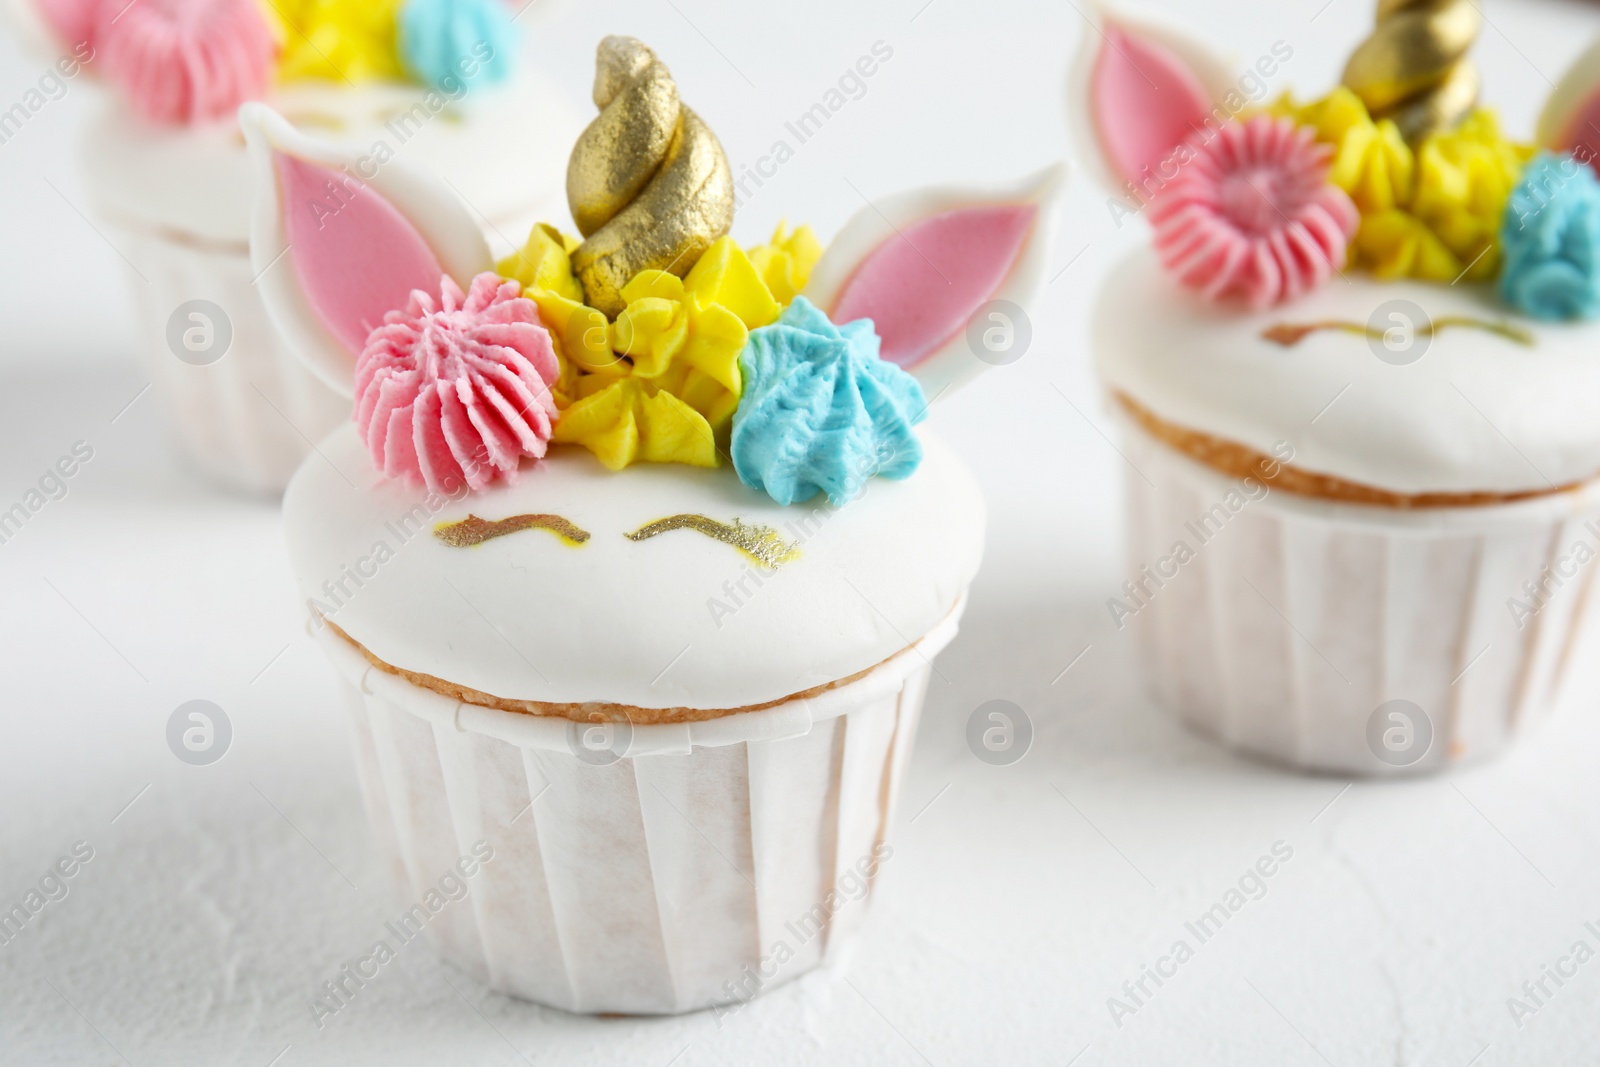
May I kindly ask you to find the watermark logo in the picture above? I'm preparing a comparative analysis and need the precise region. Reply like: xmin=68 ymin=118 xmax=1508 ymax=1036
xmin=1365 ymin=699 xmax=1432 ymax=768
xmin=0 ymin=440 xmax=93 ymax=548
xmin=167 ymin=700 xmax=232 ymax=766
xmin=1105 ymin=41 xmax=1295 ymax=227
xmin=1507 ymin=521 xmax=1600 ymax=630
xmin=0 ymin=841 xmax=95 ymax=948
xmin=309 ymin=841 xmax=494 ymax=1028
xmin=1108 ymin=441 xmax=1294 ymax=630
xmin=1106 ymin=840 xmax=1294 ymax=1028
xmin=565 ymin=718 xmax=632 ymax=766
xmin=712 ymin=842 xmax=892 ymax=1026
xmin=306 ymin=473 xmax=481 ymax=630
xmin=1507 ymin=147 xmax=1596 ymax=232
xmin=166 ymin=300 xmax=233 ymax=366
xmin=0 ymin=41 xmax=95 ymax=148
xmin=967 ymin=299 xmax=1032 ymax=366
xmin=705 ymin=445 xmax=895 ymax=630
xmin=1367 ymin=298 xmax=1432 ymax=366
xmin=1506 ymin=919 xmax=1600 ymax=1030
xmin=733 ymin=40 xmax=895 ymax=210
xmin=966 ymin=700 xmax=1033 ymax=766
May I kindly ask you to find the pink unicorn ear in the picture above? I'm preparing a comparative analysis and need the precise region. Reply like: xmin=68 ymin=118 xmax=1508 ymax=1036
xmin=240 ymin=103 xmax=493 ymax=398
xmin=804 ymin=165 xmax=1065 ymax=401
xmin=1538 ymin=36 xmax=1600 ymax=173
xmin=1066 ymin=5 xmax=1235 ymax=200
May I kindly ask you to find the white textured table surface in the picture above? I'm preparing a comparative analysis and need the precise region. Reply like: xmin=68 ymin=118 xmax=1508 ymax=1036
xmin=5 ymin=1 xmax=1600 ymax=1064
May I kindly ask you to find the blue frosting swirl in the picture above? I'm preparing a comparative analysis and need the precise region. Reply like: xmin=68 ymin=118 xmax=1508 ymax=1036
xmin=1500 ymin=153 xmax=1600 ymax=321
xmin=398 ymin=0 xmax=517 ymax=94
xmin=731 ymin=298 xmax=927 ymax=507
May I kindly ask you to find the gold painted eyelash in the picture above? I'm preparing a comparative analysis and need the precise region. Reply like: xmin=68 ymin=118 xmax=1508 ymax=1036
xmin=626 ymin=515 xmax=801 ymax=568
xmin=434 ymin=514 xmax=592 ymax=547
xmin=434 ymin=512 xmax=802 ymax=568
xmin=1262 ymin=317 xmax=1534 ymax=348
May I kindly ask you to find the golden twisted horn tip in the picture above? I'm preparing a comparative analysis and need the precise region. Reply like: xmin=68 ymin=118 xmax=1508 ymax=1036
xmin=1381 ymin=60 xmax=1478 ymax=142
xmin=1376 ymin=0 xmax=1467 ymax=18
xmin=567 ymin=70 xmax=681 ymax=238
xmin=567 ymin=38 xmax=735 ymax=317
xmin=593 ymin=36 xmax=660 ymax=108
xmin=1343 ymin=0 xmax=1480 ymax=141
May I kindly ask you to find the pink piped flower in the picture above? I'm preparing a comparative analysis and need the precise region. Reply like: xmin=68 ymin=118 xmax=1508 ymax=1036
xmin=355 ymin=273 xmax=561 ymax=495
xmin=97 ymin=0 xmax=276 ymax=125
xmin=1149 ymin=115 xmax=1358 ymax=309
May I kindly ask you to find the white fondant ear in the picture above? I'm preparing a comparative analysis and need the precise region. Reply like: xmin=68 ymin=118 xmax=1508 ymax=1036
xmin=804 ymin=164 xmax=1066 ymax=402
xmin=1066 ymin=3 xmax=1236 ymax=201
xmin=240 ymin=102 xmax=493 ymax=398
xmin=1537 ymin=35 xmax=1600 ymax=170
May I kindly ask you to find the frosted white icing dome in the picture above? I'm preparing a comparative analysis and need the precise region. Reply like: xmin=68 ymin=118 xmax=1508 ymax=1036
xmin=1095 ymin=249 xmax=1600 ymax=496
xmin=283 ymin=425 xmax=984 ymax=710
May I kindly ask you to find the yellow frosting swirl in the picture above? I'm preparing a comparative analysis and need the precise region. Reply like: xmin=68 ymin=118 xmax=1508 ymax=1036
xmin=268 ymin=0 xmax=406 ymax=84
xmin=747 ymin=222 xmax=824 ymax=306
xmin=498 ymin=226 xmax=788 ymax=470
xmin=1274 ymin=88 xmax=1531 ymax=282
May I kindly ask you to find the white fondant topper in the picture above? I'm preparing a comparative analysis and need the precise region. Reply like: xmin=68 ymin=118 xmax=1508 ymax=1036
xmin=1066 ymin=3 xmax=1236 ymax=203
xmin=240 ymin=102 xmax=493 ymax=397
xmin=803 ymin=164 xmax=1066 ymax=401
xmin=286 ymin=422 xmax=984 ymax=709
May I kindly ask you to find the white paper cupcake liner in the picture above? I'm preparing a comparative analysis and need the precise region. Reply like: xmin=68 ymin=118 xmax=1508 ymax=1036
xmin=312 ymin=599 xmax=961 ymax=1015
xmin=1117 ymin=415 xmax=1600 ymax=776
xmin=112 ymin=226 xmax=349 ymax=495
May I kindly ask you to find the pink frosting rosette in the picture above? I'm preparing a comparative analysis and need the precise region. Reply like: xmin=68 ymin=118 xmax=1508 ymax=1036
xmin=354 ymin=272 xmax=562 ymax=494
xmin=1149 ymin=115 xmax=1358 ymax=309
xmin=97 ymin=0 xmax=276 ymax=125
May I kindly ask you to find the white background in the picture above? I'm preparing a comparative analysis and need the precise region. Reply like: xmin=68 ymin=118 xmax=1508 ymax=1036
xmin=5 ymin=0 xmax=1600 ymax=1064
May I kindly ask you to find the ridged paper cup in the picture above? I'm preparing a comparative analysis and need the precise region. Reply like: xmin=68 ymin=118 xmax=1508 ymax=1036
xmin=311 ymin=599 xmax=963 ymax=1015
xmin=1117 ymin=414 xmax=1600 ymax=776
xmin=111 ymin=224 xmax=349 ymax=494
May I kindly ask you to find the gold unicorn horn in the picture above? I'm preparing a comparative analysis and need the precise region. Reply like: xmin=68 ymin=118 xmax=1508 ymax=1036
xmin=566 ymin=36 xmax=735 ymax=318
xmin=1341 ymin=0 xmax=1480 ymax=143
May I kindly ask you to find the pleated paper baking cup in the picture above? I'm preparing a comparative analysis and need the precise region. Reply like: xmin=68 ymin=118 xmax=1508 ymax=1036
xmin=1117 ymin=416 xmax=1600 ymax=776
xmin=113 ymin=226 xmax=348 ymax=495
xmin=312 ymin=600 xmax=961 ymax=1015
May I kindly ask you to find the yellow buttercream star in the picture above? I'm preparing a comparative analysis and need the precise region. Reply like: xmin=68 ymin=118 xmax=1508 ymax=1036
xmin=611 ymin=257 xmax=764 ymax=394
xmin=271 ymin=0 xmax=406 ymax=84
xmin=1271 ymin=89 xmax=1532 ymax=283
xmin=551 ymin=378 xmax=718 ymax=470
xmin=1409 ymin=110 xmax=1529 ymax=281
xmin=747 ymin=222 xmax=823 ymax=305
xmin=1355 ymin=210 xmax=1462 ymax=280
xmin=499 ymin=226 xmax=786 ymax=470
xmin=652 ymin=363 xmax=742 ymax=431
xmin=683 ymin=236 xmax=782 ymax=328
xmin=498 ymin=225 xmax=619 ymax=392
xmin=1275 ymin=88 xmax=1414 ymax=214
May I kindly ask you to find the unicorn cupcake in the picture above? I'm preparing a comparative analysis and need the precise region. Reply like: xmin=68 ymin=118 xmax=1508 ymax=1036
xmin=244 ymin=36 xmax=1062 ymax=1013
xmin=1075 ymin=2 xmax=1600 ymax=774
xmin=9 ymin=0 xmax=578 ymax=492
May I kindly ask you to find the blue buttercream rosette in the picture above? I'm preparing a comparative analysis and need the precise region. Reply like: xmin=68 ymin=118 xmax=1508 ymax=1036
xmin=399 ymin=0 xmax=517 ymax=93
xmin=731 ymin=298 xmax=928 ymax=507
xmin=1500 ymin=153 xmax=1600 ymax=321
